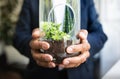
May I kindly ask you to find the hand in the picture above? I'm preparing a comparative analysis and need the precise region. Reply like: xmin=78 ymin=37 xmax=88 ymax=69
xmin=59 ymin=30 xmax=90 ymax=68
xmin=29 ymin=28 xmax=56 ymax=68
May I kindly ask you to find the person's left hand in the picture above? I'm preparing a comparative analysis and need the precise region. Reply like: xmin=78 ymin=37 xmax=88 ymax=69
xmin=59 ymin=29 xmax=90 ymax=68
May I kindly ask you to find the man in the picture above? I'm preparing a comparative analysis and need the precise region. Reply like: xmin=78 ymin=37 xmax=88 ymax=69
xmin=13 ymin=0 xmax=107 ymax=79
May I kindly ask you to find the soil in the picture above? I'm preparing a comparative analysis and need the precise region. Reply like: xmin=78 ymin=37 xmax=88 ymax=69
xmin=43 ymin=40 xmax=80 ymax=64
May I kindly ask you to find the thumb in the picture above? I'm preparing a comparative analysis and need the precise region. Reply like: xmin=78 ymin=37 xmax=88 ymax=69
xmin=77 ymin=30 xmax=88 ymax=40
xmin=32 ymin=28 xmax=40 ymax=39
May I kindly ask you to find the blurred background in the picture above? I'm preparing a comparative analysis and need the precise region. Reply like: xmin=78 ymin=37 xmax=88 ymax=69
xmin=94 ymin=0 xmax=120 ymax=77
xmin=0 ymin=0 xmax=120 ymax=79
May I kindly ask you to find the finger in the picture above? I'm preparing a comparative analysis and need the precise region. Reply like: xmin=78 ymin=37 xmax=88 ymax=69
xmin=29 ymin=40 xmax=50 ymax=50
xmin=59 ymin=57 xmax=80 ymax=68
xmin=32 ymin=28 xmax=40 ymax=39
xmin=80 ymin=51 xmax=90 ymax=63
xmin=64 ymin=51 xmax=90 ymax=68
xmin=77 ymin=29 xmax=88 ymax=40
xmin=80 ymin=42 xmax=91 ymax=53
xmin=82 ymin=39 xmax=88 ymax=43
xmin=36 ymin=60 xmax=56 ymax=68
xmin=66 ymin=43 xmax=90 ymax=53
xmin=31 ymin=49 xmax=53 ymax=62
xmin=59 ymin=51 xmax=90 ymax=68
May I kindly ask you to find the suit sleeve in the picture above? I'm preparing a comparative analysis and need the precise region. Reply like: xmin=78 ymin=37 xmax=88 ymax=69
xmin=87 ymin=0 xmax=107 ymax=56
xmin=13 ymin=0 xmax=32 ymax=58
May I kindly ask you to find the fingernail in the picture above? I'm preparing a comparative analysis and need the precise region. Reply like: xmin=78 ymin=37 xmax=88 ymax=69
xmin=64 ymin=60 xmax=69 ymax=65
xmin=42 ymin=43 xmax=50 ymax=50
xmin=58 ymin=66 xmax=64 ymax=70
xmin=45 ymin=57 xmax=50 ymax=61
xmin=80 ymin=32 xmax=86 ymax=38
xmin=67 ymin=47 xmax=73 ymax=53
xmin=49 ymin=63 xmax=56 ymax=68
xmin=45 ymin=55 xmax=53 ymax=61
xmin=33 ymin=29 xmax=40 ymax=35
xmin=42 ymin=44 xmax=47 ymax=49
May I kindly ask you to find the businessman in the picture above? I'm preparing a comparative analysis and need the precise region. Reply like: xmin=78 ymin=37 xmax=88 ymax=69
xmin=13 ymin=0 xmax=107 ymax=79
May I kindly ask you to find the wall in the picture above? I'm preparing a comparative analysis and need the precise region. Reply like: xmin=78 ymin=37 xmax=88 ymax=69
xmin=94 ymin=0 xmax=120 ymax=77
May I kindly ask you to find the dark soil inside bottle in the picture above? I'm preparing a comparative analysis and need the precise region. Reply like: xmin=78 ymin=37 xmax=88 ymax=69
xmin=43 ymin=40 xmax=72 ymax=64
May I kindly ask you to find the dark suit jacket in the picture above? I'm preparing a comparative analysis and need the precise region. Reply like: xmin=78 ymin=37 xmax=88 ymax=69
xmin=13 ymin=0 xmax=107 ymax=79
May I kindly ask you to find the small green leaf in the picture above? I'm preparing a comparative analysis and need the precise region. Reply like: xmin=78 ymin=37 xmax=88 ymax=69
xmin=40 ymin=22 xmax=70 ymax=41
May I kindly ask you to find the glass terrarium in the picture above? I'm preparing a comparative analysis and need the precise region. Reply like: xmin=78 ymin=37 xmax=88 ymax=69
xmin=39 ymin=0 xmax=81 ymax=64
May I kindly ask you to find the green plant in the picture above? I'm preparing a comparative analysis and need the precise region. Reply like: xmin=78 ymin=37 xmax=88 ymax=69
xmin=41 ymin=22 xmax=70 ymax=41
xmin=63 ymin=6 xmax=74 ymax=34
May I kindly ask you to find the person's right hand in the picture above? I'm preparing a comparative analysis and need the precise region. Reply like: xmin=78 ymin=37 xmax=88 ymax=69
xmin=29 ymin=28 xmax=56 ymax=68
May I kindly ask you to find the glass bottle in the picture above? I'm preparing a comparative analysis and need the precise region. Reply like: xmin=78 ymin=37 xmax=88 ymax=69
xmin=39 ymin=0 xmax=81 ymax=64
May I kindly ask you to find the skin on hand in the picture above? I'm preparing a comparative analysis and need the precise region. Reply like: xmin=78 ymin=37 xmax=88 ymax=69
xmin=29 ymin=28 xmax=90 ymax=69
xmin=59 ymin=29 xmax=90 ymax=68
xmin=29 ymin=28 xmax=56 ymax=68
